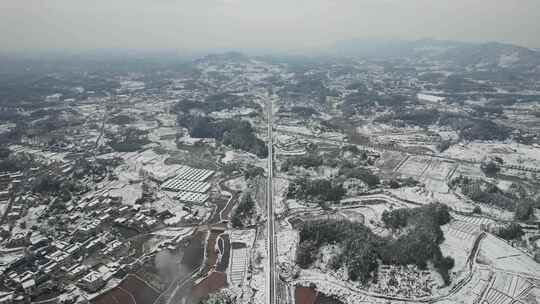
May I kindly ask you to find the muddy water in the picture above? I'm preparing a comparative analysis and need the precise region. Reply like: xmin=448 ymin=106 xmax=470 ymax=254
xmin=202 ymin=230 xmax=220 ymax=274
xmin=181 ymin=230 xmax=206 ymax=271
xmin=155 ymin=230 xmax=206 ymax=304
xmin=295 ymin=287 xmax=317 ymax=304
xmin=154 ymin=248 xmax=188 ymax=285
xmin=295 ymin=287 xmax=345 ymax=304
xmin=175 ymin=177 xmax=237 ymax=302
xmin=216 ymin=234 xmax=230 ymax=272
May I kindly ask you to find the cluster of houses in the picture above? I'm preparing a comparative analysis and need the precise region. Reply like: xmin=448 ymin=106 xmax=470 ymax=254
xmin=0 ymin=183 xmax=173 ymax=303
xmin=0 ymin=227 xmax=131 ymax=302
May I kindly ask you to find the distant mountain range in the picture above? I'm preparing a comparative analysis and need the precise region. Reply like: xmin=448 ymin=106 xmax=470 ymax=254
xmin=331 ymin=38 xmax=540 ymax=70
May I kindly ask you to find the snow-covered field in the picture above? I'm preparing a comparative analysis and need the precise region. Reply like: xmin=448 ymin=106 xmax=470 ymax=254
xmin=225 ymin=177 xmax=247 ymax=192
xmin=439 ymin=227 xmax=473 ymax=278
xmin=418 ymin=93 xmax=446 ymax=103
xmin=443 ymin=142 xmax=540 ymax=169
xmin=276 ymin=229 xmax=298 ymax=264
xmin=477 ymin=234 xmax=540 ymax=276
xmin=229 ymin=229 xmax=256 ymax=288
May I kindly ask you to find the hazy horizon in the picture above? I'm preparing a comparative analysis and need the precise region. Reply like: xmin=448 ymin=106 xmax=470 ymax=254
xmin=2 ymin=0 xmax=540 ymax=54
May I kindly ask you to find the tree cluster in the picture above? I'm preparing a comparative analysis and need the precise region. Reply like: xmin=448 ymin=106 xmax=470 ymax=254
xmin=297 ymin=203 xmax=454 ymax=285
xmin=288 ymin=106 xmax=319 ymax=118
xmin=450 ymin=176 xmax=536 ymax=220
xmin=287 ymin=177 xmax=346 ymax=205
xmin=177 ymin=114 xmax=268 ymax=158
xmin=375 ymin=109 xmax=440 ymax=128
xmin=108 ymin=126 xmax=150 ymax=152
xmin=231 ymin=193 xmax=255 ymax=228
xmin=174 ymin=94 xmax=258 ymax=116
xmin=108 ymin=114 xmax=134 ymax=125
xmin=243 ymin=165 xmax=265 ymax=180
xmin=496 ymin=223 xmax=524 ymax=240
xmin=281 ymin=153 xmax=323 ymax=171
xmin=338 ymin=166 xmax=380 ymax=188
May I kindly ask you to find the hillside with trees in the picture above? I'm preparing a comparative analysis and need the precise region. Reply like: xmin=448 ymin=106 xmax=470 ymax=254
xmin=450 ymin=176 xmax=537 ymax=221
xmin=297 ymin=203 xmax=454 ymax=285
xmin=231 ymin=193 xmax=256 ymax=228
xmin=177 ymin=114 xmax=267 ymax=158
xmin=287 ymin=177 xmax=346 ymax=207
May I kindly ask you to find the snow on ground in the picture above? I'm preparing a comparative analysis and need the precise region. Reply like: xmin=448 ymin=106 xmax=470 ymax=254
xmin=9 ymin=145 xmax=68 ymax=163
xmin=418 ymin=93 xmax=446 ymax=102
xmin=155 ymin=113 xmax=177 ymax=127
xmin=0 ymin=123 xmax=14 ymax=133
xmin=209 ymin=107 xmax=256 ymax=119
xmin=0 ymin=248 xmax=25 ymax=266
xmin=276 ymin=229 xmax=298 ymax=264
xmin=225 ymin=177 xmax=247 ymax=192
xmin=440 ymin=225 xmax=475 ymax=278
xmin=312 ymin=244 xmax=341 ymax=272
xmin=295 ymin=268 xmax=386 ymax=304
xmin=286 ymin=199 xmax=309 ymax=210
xmin=230 ymin=229 xmax=256 ymax=246
xmin=151 ymin=227 xmax=194 ymax=238
xmin=148 ymin=127 xmax=178 ymax=150
xmin=453 ymin=163 xmax=484 ymax=178
xmin=0 ymin=202 xmax=6 ymax=219
xmin=442 ymin=142 xmax=540 ymax=168
xmin=437 ymin=267 xmax=492 ymax=304
xmin=356 ymin=122 xmax=394 ymax=136
xmin=220 ymin=150 xmax=264 ymax=168
xmin=387 ymin=187 xmax=437 ymax=204
xmin=108 ymin=183 xmax=142 ymax=205
xmin=477 ymin=234 xmax=540 ymax=276
xmin=129 ymin=120 xmax=158 ymax=132
xmin=12 ymin=205 xmax=47 ymax=235
xmin=221 ymin=151 xmax=236 ymax=163
xmin=244 ymin=237 xmax=267 ymax=304
xmin=119 ymin=149 xmax=184 ymax=181
xmin=437 ymin=130 xmax=460 ymax=141
xmin=273 ymin=177 xmax=289 ymax=215
xmin=276 ymin=125 xmax=314 ymax=136
xmin=154 ymin=190 xmax=207 ymax=221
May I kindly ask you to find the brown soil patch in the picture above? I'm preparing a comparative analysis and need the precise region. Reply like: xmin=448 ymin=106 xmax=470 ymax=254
xmin=191 ymin=271 xmax=227 ymax=300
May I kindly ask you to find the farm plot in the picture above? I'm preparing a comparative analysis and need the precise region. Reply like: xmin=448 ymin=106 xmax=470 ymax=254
xmin=481 ymin=272 xmax=537 ymax=304
xmin=440 ymin=228 xmax=474 ymax=276
xmin=161 ymin=178 xmax=211 ymax=193
xmin=376 ymin=151 xmax=407 ymax=172
xmin=491 ymin=272 xmax=533 ymax=299
xmin=396 ymin=156 xmax=457 ymax=193
xmin=421 ymin=160 xmax=457 ymax=193
xmin=228 ymin=230 xmax=256 ymax=287
xmin=439 ymin=268 xmax=492 ymax=304
xmin=339 ymin=210 xmax=365 ymax=224
xmin=442 ymin=220 xmax=479 ymax=241
xmin=175 ymin=165 xmax=214 ymax=182
xmin=477 ymin=234 xmax=540 ymax=276
xmin=395 ymin=155 xmax=431 ymax=177
xmin=174 ymin=191 xmax=209 ymax=204
xmin=340 ymin=204 xmax=392 ymax=235
xmin=453 ymin=163 xmax=484 ymax=179
xmin=483 ymin=287 xmax=514 ymax=304
xmin=229 ymin=244 xmax=249 ymax=286
xmin=453 ymin=214 xmax=495 ymax=227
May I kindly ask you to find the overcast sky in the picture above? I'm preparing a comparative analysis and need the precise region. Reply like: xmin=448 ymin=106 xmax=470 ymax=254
xmin=2 ymin=0 xmax=540 ymax=53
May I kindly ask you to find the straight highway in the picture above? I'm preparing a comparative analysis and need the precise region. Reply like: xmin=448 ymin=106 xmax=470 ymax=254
xmin=267 ymin=96 xmax=277 ymax=304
